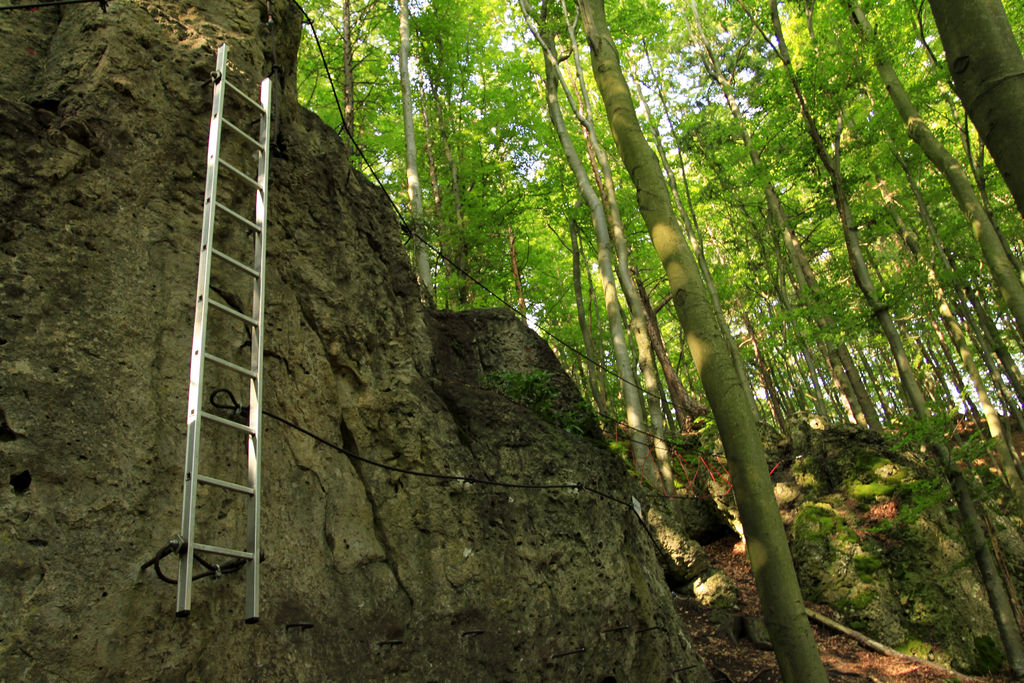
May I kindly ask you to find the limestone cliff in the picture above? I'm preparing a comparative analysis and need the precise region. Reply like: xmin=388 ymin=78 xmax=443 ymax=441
xmin=0 ymin=1 xmax=708 ymax=680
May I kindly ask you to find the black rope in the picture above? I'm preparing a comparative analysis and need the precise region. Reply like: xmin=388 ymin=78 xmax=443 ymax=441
xmin=265 ymin=404 xmax=588 ymax=493
xmin=188 ymin=388 xmax=671 ymax=566
xmin=289 ymin=0 xmax=413 ymax=237
xmin=0 ymin=0 xmax=107 ymax=10
xmin=196 ymin=388 xmax=672 ymax=561
xmin=141 ymin=536 xmax=262 ymax=586
xmin=140 ymin=539 xmax=180 ymax=584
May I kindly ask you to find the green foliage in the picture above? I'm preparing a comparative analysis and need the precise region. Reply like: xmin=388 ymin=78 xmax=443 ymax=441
xmin=483 ymin=370 xmax=594 ymax=435
xmin=293 ymin=0 xmax=1024 ymax=451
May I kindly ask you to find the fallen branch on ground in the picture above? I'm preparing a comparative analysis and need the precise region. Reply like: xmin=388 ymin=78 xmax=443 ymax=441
xmin=804 ymin=607 xmax=983 ymax=681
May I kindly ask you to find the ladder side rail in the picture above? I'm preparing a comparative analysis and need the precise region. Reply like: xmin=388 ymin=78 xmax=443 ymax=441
xmin=177 ymin=43 xmax=229 ymax=618
xmin=244 ymin=74 xmax=272 ymax=624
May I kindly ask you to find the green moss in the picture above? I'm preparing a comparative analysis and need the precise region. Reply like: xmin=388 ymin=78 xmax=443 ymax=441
xmin=797 ymin=503 xmax=838 ymax=528
xmin=900 ymin=638 xmax=932 ymax=659
xmin=853 ymin=453 xmax=892 ymax=475
xmin=838 ymin=589 xmax=876 ymax=612
xmin=849 ymin=481 xmax=895 ymax=499
xmin=971 ymin=635 xmax=1004 ymax=675
xmin=854 ymin=554 xmax=883 ymax=581
xmin=794 ymin=471 xmax=819 ymax=490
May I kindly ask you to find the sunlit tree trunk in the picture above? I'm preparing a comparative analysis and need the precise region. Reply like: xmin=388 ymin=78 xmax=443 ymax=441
xmin=342 ymin=0 xmax=355 ymax=134
xmin=555 ymin=0 xmax=672 ymax=482
xmin=631 ymin=64 xmax=759 ymax=420
xmin=434 ymin=94 xmax=470 ymax=306
xmin=399 ymin=0 xmax=433 ymax=305
xmin=507 ymin=226 xmax=526 ymax=316
xmin=744 ymin=313 xmax=787 ymax=431
xmin=569 ymin=217 xmax=610 ymax=417
xmin=892 ymin=153 xmax=1024 ymax=506
xmin=419 ymin=92 xmax=443 ymax=219
xmin=633 ymin=265 xmax=709 ymax=425
xmin=578 ymin=1 xmax=828 ymax=678
xmin=927 ymin=0 xmax=1024 ymax=223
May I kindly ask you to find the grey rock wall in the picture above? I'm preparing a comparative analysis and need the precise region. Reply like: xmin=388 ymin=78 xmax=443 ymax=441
xmin=0 ymin=1 xmax=707 ymax=680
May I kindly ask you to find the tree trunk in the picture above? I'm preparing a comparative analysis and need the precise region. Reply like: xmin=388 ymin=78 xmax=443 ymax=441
xmin=744 ymin=313 xmax=788 ymax=431
xmin=569 ymin=217 xmax=609 ymax=417
xmin=507 ymin=226 xmax=526 ymax=316
xmin=683 ymin=2 xmax=880 ymax=429
xmin=399 ymin=0 xmax=433 ymax=305
xmin=556 ymin=0 xmax=673 ymax=485
xmin=896 ymin=152 xmax=1024 ymax=510
xmin=631 ymin=62 xmax=759 ymax=419
xmin=633 ymin=266 xmax=709 ymax=424
xmin=342 ymin=0 xmax=355 ymax=135
xmin=578 ymin=1 xmax=828 ymax=679
xmin=521 ymin=5 xmax=655 ymax=485
xmin=927 ymin=0 xmax=1024 ymax=222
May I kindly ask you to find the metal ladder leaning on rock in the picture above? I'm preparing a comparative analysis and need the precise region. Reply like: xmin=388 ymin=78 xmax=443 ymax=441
xmin=175 ymin=43 xmax=271 ymax=623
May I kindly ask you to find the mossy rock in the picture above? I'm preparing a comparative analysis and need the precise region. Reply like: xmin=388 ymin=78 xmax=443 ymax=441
xmin=790 ymin=502 xmax=905 ymax=645
xmin=784 ymin=423 xmax=1017 ymax=675
xmin=691 ymin=569 xmax=739 ymax=610
xmin=885 ymin=511 xmax=1003 ymax=672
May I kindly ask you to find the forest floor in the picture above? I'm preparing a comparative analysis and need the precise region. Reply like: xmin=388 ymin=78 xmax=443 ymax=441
xmin=679 ymin=537 xmax=1017 ymax=683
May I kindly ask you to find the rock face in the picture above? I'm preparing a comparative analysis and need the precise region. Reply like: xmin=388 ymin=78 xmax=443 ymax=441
xmin=0 ymin=2 xmax=708 ymax=680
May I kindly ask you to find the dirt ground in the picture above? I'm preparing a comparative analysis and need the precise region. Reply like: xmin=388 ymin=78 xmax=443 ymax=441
xmin=680 ymin=537 xmax=1018 ymax=683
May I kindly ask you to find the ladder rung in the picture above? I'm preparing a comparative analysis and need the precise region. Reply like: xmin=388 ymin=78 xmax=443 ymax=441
xmin=200 ymin=410 xmax=256 ymax=433
xmin=192 ymin=542 xmax=254 ymax=561
xmin=225 ymin=79 xmax=266 ymax=113
xmin=205 ymin=351 xmax=258 ymax=378
xmin=197 ymin=474 xmax=255 ymax=495
xmin=208 ymin=298 xmax=258 ymax=327
xmin=219 ymin=159 xmax=261 ymax=189
xmin=223 ymin=117 xmax=262 ymax=148
xmin=215 ymin=202 xmax=261 ymax=233
xmin=211 ymin=248 xmax=260 ymax=278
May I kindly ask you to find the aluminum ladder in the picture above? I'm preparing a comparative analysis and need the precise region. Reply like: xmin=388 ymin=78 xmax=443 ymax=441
xmin=176 ymin=43 xmax=271 ymax=623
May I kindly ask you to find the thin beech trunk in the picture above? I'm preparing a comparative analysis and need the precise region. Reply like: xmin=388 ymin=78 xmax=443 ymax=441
xmin=744 ymin=314 xmax=787 ymax=431
xmin=342 ymin=0 xmax=355 ymax=134
xmin=519 ymin=5 xmax=656 ymax=485
xmin=419 ymin=94 xmax=444 ymax=218
xmin=969 ymin=292 xmax=1024 ymax=435
xmin=631 ymin=64 xmax=759 ymax=418
xmin=399 ymin=0 xmax=433 ymax=305
xmin=893 ymin=154 xmax=1024 ymax=510
xmin=569 ymin=217 xmax=609 ymax=417
xmin=633 ymin=266 xmax=708 ymax=424
xmin=578 ymin=1 xmax=828 ymax=678
xmin=684 ymin=2 xmax=880 ymax=429
xmin=772 ymin=5 xmax=1024 ymax=672
xmin=422 ymin=84 xmax=471 ymax=307
xmin=507 ymin=226 xmax=526 ymax=316
xmin=555 ymin=0 xmax=672 ymax=483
